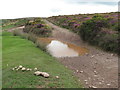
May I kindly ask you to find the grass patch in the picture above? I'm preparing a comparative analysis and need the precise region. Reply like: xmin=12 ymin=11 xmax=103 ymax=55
xmin=2 ymin=24 xmax=15 ymax=30
xmin=2 ymin=32 xmax=82 ymax=88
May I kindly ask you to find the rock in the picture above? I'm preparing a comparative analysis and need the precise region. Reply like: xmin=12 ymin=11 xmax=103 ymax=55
xmin=34 ymin=68 xmax=37 ymax=71
xmin=21 ymin=67 xmax=26 ymax=71
xmin=14 ymin=67 xmax=17 ymax=69
xmin=19 ymin=65 xmax=23 ymax=69
xmin=55 ymin=76 xmax=59 ymax=79
xmin=107 ymin=84 xmax=111 ymax=86
xmin=7 ymin=64 xmax=8 ymax=66
xmin=80 ymin=71 xmax=83 ymax=73
xmin=111 ymin=54 xmax=114 ymax=56
xmin=26 ymin=68 xmax=30 ymax=71
xmin=34 ymin=71 xmax=42 ymax=76
xmin=91 ymin=55 xmax=95 ymax=58
xmin=34 ymin=71 xmax=49 ymax=78
xmin=84 ymin=80 xmax=88 ymax=82
xmin=91 ymin=86 xmax=97 ymax=88
xmin=76 ymin=70 xmax=79 ymax=73
xmin=12 ymin=68 xmax=15 ymax=71
xmin=42 ymin=72 xmax=50 ymax=78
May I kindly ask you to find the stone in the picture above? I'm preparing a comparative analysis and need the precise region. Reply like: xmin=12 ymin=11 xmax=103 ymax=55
xmin=19 ymin=65 xmax=23 ymax=69
xmin=80 ymin=71 xmax=83 ymax=73
xmin=76 ymin=70 xmax=79 ymax=73
xmin=34 ymin=68 xmax=37 ymax=71
xmin=107 ymin=84 xmax=111 ymax=86
xmin=42 ymin=72 xmax=50 ymax=78
xmin=34 ymin=71 xmax=42 ymax=76
xmin=26 ymin=68 xmax=30 ymax=71
xmin=12 ymin=68 xmax=15 ymax=71
xmin=55 ymin=76 xmax=59 ymax=79
xmin=21 ymin=67 xmax=26 ymax=71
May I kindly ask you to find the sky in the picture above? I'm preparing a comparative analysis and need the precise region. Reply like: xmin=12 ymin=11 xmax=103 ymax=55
xmin=0 ymin=0 xmax=119 ymax=19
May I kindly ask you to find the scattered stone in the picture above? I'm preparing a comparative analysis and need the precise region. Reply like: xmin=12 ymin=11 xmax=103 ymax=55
xmin=7 ymin=64 xmax=8 ymax=66
xmin=34 ymin=68 xmax=38 ymax=71
xmin=42 ymin=72 xmax=50 ymax=78
xmin=91 ymin=55 xmax=95 ymax=58
xmin=107 ymin=84 xmax=111 ymax=86
xmin=18 ymin=65 xmax=23 ymax=69
xmin=80 ymin=71 xmax=83 ymax=73
xmin=55 ymin=76 xmax=59 ymax=79
xmin=99 ymin=82 xmax=102 ymax=84
xmin=26 ymin=68 xmax=30 ymax=71
xmin=76 ymin=70 xmax=79 ymax=73
xmin=34 ymin=71 xmax=49 ymax=78
xmin=14 ymin=67 xmax=17 ymax=69
xmin=101 ymin=80 xmax=104 ymax=83
xmin=12 ymin=68 xmax=15 ymax=71
xmin=91 ymin=86 xmax=97 ymax=88
xmin=111 ymin=54 xmax=114 ymax=56
xmin=34 ymin=71 xmax=42 ymax=76
xmin=84 ymin=80 xmax=88 ymax=82
xmin=16 ymin=68 xmax=19 ymax=71
xmin=21 ymin=67 xmax=26 ymax=71
xmin=85 ymin=82 xmax=88 ymax=84
xmin=29 ymin=69 xmax=32 ymax=71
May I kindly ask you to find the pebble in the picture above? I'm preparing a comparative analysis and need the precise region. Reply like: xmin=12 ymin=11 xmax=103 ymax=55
xmin=89 ymin=85 xmax=97 ymax=88
xmin=55 ymin=76 xmax=59 ymax=79
xmin=91 ymin=55 xmax=95 ymax=58
xmin=12 ymin=68 xmax=15 ymax=71
xmin=19 ymin=65 xmax=23 ymax=69
xmin=76 ymin=70 xmax=79 ymax=73
xmin=84 ymin=80 xmax=88 ymax=82
xmin=80 ymin=71 xmax=83 ymax=73
xmin=21 ymin=67 xmax=26 ymax=71
xmin=34 ymin=68 xmax=37 ymax=71
xmin=107 ymin=84 xmax=111 ymax=86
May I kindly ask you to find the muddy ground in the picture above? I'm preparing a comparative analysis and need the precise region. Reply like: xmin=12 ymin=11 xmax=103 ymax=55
xmin=44 ymin=19 xmax=118 ymax=88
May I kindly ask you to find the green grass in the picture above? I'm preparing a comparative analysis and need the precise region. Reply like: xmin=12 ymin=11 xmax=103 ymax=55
xmin=2 ymin=24 xmax=15 ymax=30
xmin=2 ymin=32 xmax=82 ymax=88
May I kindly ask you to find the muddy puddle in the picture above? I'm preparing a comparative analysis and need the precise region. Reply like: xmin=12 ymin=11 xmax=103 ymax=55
xmin=38 ymin=38 xmax=89 ymax=58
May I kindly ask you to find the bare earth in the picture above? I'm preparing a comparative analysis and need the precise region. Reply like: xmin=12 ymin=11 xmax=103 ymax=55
xmin=44 ymin=19 xmax=118 ymax=88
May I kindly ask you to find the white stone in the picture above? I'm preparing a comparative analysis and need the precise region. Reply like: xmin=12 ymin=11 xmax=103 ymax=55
xmin=34 ymin=71 xmax=42 ymax=76
xmin=55 ymin=76 xmax=59 ymax=79
xmin=19 ymin=65 xmax=23 ymax=69
xmin=34 ymin=68 xmax=37 ymax=71
xmin=76 ymin=70 xmax=79 ymax=73
xmin=21 ymin=67 xmax=26 ymax=71
xmin=80 ymin=71 xmax=83 ymax=73
xmin=107 ymin=84 xmax=111 ymax=86
xmin=12 ymin=68 xmax=15 ymax=71
xmin=42 ymin=72 xmax=50 ymax=78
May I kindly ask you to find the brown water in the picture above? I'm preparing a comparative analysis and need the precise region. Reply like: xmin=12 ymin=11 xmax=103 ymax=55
xmin=38 ymin=38 xmax=89 ymax=58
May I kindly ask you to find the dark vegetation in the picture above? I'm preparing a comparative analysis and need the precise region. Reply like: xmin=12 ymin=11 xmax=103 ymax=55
xmin=23 ymin=18 xmax=52 ymax=37
xmin=48 ymin=12 xmax=119 ymax=53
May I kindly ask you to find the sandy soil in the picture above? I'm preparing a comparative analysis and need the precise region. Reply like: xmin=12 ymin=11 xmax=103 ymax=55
xmin=44 ymin=19 xmax=118 ymax=88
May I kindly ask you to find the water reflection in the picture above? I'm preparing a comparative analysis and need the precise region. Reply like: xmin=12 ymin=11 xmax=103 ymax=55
xmin=47 ymin=40 xmax=79 ymax=57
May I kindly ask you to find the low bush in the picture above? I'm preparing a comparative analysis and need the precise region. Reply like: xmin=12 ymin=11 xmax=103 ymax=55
xmin=79 ymin=15 xmax=118 ymax=53
xmin=23 ymin=18 xmax=52 ymax=37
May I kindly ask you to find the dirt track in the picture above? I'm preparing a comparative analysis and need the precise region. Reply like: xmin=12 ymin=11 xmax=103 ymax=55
xmin=44 ymin=19 xmax=118 ymax=88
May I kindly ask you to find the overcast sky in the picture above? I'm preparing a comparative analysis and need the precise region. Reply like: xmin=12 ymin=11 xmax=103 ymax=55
xmin=0 ymin=0 xmax=119 ymax=19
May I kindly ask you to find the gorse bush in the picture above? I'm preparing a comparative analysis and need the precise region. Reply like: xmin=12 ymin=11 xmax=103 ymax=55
xmin=79 ymin=15 xmax=118 ymax=53
xmin=79 ymin=15 xmax=108 ymax=41
xmin=23 ymin=18 xmax=51 ymax=37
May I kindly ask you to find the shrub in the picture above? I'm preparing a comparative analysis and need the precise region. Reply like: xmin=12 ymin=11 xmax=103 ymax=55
xmin=79 ymin=15 xmax=118 ymax=53
xmin=23 ymin=18 xmax=51 ymax=37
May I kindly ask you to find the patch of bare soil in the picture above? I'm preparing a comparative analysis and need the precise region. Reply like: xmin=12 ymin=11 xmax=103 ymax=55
xmin=44 ymin=19 xmax=118 ymax=88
